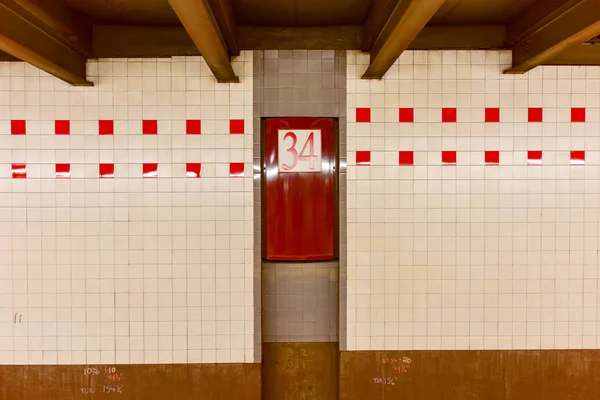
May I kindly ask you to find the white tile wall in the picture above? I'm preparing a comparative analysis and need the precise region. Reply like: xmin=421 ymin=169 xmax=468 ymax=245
xmin=0 ymin=53 xmax=255 ymax=364
xmin=346 ymin=50 xmax=600 ymax=351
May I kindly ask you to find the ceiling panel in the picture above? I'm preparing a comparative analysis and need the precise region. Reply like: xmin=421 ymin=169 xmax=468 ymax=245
xmin=63 ymin=0 xmax=179 ymax=25
xmin=231 ymin=0 xmax=372 ymax=26
xmin=430 ymin=0 xmax=541 ymax=24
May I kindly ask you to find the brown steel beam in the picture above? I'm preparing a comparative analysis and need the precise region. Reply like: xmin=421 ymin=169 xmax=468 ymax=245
xmin=409 ymin=25 xmax=506 ymax=49
xmin=207 ymin=0 xmax=239 ymax=56
xmin=6 ymin=0 xmax=93 ymax=57
xmin=433 ymin=0 xmax=463 ymax=22
xmin=167 ymin=0 xmax=238 ymax=83
xmin=545 ymin=43 xmax=600 ymax=64
xmin=361 ymin=0 xmax=400 ymax=51
xmin=0 ymin=4 xmax=91 ymax=85
xmin=93 ymin=26 xmax=199 ymax=58
xmin=89 ymin=25 xmax=510 ymax=58
xmin=0 ymin=50 xmax=19 ymax=61
xmin=506 ymin=0 xmax=600 ymax=73
xmin=237 ymin=26 xmax=363 ymax=50
xmin=362 ymin=0 xmax=446 ymax=79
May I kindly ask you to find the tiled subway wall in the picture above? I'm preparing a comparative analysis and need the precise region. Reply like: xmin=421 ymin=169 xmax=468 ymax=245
xmin=0 ymin=54 xmax=255 ymax=364
xmin=346 ymin=50 xmax=600 ymax=350
xmin=262 ymin=261 xmax=338 ymax=342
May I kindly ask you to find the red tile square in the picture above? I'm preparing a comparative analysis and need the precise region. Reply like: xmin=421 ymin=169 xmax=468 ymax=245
xmin=399 ymin=151 xmax=414 ymax=166
xmin=485 ymin=150 xmax=500 ymax=165
xmin=11 ymin=120 xmax=26 ymax=135
xmin=143 ymin=163 xmax=158 ymax=177
xmin=485 ymin=108 xmax=500 ymax=123
xmin=142 ymin=120 xmax=158 ymax=135
xmin=229 ymin=119 xmax=244 ymax=134
xmin=571 ymin=150 xmax=585 ymax=165
xmin=399 ymin=108 xmax=414 ymax=123
xmin=186 ymin=163 xmax=201 ymax=177
xmin=230 ymin=162 xmax=244 ymax=177
xmin=187 ymin=120 xmax=201 ymax=135
xmin=528 ymin=108 xmax=543 ymax=122
xmin=55 ymin=120 xmax=70 ymax=135
xmin=442 ymin=150 xmax=457 ymax=165
xmin=55 ymin=163 xmax=70 ymax=178
xmin=12 ymin=164 xmax=26 ymax=179
xmin=98 ymin=120 xmax=114 ymax=135
xmin=571 ymin=108 xmax=586 ymax=123
xmin=99 ymin=163 xmax=114 ymax=178
xmin=356 ymin=151 xmax=371 ymax=166
xmin=356 ymin=108 xmax=371 ymax=123
xmin=528 ymin=150 xmax=542 ymax=165
xmin=442 ymin=108 xmax=457 ymax=123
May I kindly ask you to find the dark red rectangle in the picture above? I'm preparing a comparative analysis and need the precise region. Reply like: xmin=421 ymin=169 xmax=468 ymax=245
xmin=264 ymin=117 xmax=335 ymax=261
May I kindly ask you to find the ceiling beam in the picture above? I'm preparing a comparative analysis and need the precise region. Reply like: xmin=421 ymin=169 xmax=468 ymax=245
xmin=238 ymin=26 xmax=363 ymax=50
xmin=433 ymin=0 xmax=463 ymax=22
xmin=0 ymin=3 xmax=91 ymax=85
xmin=0 ymin=50 xmax=19 ymax=61
xmin=506 ymin=0 xmax=600 ymax=73
xmin=362 ymin=0 xmax=400 ymax=51
xmin=88 ymin=25 xmax=510 ymax=58
xmin=6 ymin=0 xmax=93 ymax=57
xmin=207 ymin=0 xmax=239 ymax=56
xmin=409 ymin=25 xmax=506 ymax=49
xmin=93 ymin=26 xmax=199 ymax=58
xmin=167 ymin=0 xmax=238 ymax=83
xmin=545 ymin=43 xmax=600 ymax=65
xmin=362 ymin=0 xmax=446 ymax=79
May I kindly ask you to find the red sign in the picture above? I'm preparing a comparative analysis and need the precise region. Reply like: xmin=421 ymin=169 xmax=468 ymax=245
xmin=264 ymin=118 xmax=336 ymax=261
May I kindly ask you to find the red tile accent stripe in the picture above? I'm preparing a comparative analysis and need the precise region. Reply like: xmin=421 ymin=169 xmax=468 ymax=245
xmin=229 ymin=162 xmax=244 ymax=177
xmin=356 ymin=108 xmax=371 ymax=123
xmin=143 ymin=163 xmax=158 ymax=177
xmin=399 ymin=151 xmax=414 ymax=165
xmin=571 ymin=108 xmax=586 ymax=123
xmin=12 ymin=164 xmax=26 ymax=179
xmin=55 ymin=120 xmax=70 ymax=135
xmin=442 ymin=108 xmax=457 ymax=123
xmin=186 ymin=163 xmax=201 ymax=177
xmin=142 ymin=120 xmax=158 ymax=135
xmin=485 ymin=150 xmax=500 ymax=165
xmin=528 ymin=150 xmax=543 ymax=165
xmin=571 ymin=150 xmax=585 ymax=165
xmin=55 ymin=164 xmax=70 ymax=178
xmin=99 ymin=164 xmax=114 ymax=178
xmin=528 ymin=108 xmax=543 ymax=122
xmin=11 ymin=120 xmax=26 ymax=135
xmin=485 ymin=108 xmax=500 ymax=123
xmin=187 ymin=120 xmax=201 ymax=135
xmin=399 ymin=108 xmax=414 ymax=123
xmin=229 ymin=119 xmax=244 ymax=134
xmin=99 ymin=120 xmax=114 ymax=135
xmin=356 ymin=151 xmax=371 ymax=166
xmin=442 ymin=150 xmax=457 ymax=165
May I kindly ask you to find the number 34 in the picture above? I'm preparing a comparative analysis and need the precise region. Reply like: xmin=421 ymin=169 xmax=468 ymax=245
xmin=281 ymin=131 xmax=318 ymax=171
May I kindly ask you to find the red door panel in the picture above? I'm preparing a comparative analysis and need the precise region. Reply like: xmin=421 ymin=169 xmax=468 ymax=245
xmin=264 ymin=118 xmax=336 ymax=261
